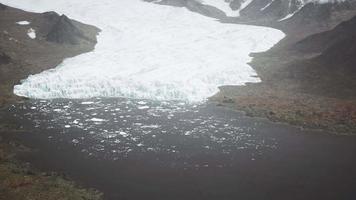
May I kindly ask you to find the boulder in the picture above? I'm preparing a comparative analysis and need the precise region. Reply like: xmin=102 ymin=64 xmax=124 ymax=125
xmin=0 ymin=53 xmax=11 ymax=65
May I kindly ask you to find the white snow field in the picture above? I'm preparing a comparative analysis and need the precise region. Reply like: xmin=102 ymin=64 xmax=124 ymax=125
xmin=2 ymin=0 xmax=285 ymax=102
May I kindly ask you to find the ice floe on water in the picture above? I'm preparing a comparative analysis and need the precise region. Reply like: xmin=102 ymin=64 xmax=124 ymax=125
xmin=9 ymin=98 xmax=279 ymax=166
xmin=90 ymin=118 xmax=107 ymax=122
xmin=2 ymin=0 xmax=285 ymax=102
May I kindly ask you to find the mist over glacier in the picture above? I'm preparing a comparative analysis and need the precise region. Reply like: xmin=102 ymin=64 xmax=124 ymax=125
xmin=2 ymin=0 xmax=285 ymax=102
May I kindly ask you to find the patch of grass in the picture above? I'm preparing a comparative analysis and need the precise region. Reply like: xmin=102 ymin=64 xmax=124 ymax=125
xmin=0 ymin=141 xmax=103 ymax=200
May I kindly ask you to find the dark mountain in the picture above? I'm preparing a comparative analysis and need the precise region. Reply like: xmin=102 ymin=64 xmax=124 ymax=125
xmin=277 ymin=1 xmax=356 ymax=36
xmin=0 ymin=3 xmax=7 ymax=10
xmin=294 ymin=16 xmax=356 ymax=53
xmin=239 ymin=0 xmax=304 ymax=21
xmin=318 ymin=37 xmax=356 ymax=74
xmin=276 ymin=15 xmax=356 ymax=98
xmin=145 ymin=0 xmax=226 ymax=19
xmin=46 ymin=14 xmax=94 ymax=45
xmin=315 ymin=29 xmax=356 ymax=74
xmin=227 ymin=0 xmax=356 ymax=39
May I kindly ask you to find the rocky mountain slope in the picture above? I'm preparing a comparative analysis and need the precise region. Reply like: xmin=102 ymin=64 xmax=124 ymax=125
xmin=294 ymin=15 xmax=356 ymax=53
xmin=151 ymin=0 xmax=356 ymax=47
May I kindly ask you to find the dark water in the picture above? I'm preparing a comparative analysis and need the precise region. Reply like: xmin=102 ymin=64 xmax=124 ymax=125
xmin=4 ymin=98 xmax=356 ymax=200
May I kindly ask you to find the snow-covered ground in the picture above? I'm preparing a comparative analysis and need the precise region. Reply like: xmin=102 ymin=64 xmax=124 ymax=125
xmin=1 ymin=0 xmax=285 ymax=102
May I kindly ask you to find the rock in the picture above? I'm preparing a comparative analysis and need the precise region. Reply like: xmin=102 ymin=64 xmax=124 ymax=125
xmin=222 ymin=97 xmax=235 ymax=104
xmin=46 ymin=14 xmax=90 ymax=45
xmin=152 ymin=0 xmax=226 ymax=19
xmin=0 ymin=53 xmax=11 ymax=65
xmin=0 ymin=3 xmax=7 ymax=10
xmin=42 ymin=11 xmax=61 ymax=22
xmin=185 ymin=1 xmax=227 ymax=19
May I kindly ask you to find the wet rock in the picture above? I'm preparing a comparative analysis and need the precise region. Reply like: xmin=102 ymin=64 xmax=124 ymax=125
xmin=46 ymin=14 xmax=90 ymax=45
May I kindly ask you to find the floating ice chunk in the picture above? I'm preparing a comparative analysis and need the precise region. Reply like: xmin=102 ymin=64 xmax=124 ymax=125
xmin=141 ymin=124 xmax=160 ymax=129
xmin=90 ymin=118 xmax=107 ymax=122
xmin=27 ymin=28 xmax=36 ymax=39
xmin=81 ymin=101 xmax=94 ymax=105
xmin=138 ymin=106 xmax=150 ymax=110
xmin=119 ymin=131 xmax=129 ymax=137
xmin=185 ymin=131 xmax=192 ymax=136
xmin=72 ymin=139 xmax=79 ymax=144
xmin=137 ymin=101 xmax=147 ymax=105
xmin=16 ymin=21 xmax=30 ymax=25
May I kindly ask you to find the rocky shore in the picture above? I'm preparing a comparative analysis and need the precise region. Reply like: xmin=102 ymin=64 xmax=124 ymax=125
xmin=210 ymin=84 xmax=356 ymax=135
xmin=0 ymin=4 xmax=102 ymax=199
xmin=0 ymin=133 xmax=102 ymax=200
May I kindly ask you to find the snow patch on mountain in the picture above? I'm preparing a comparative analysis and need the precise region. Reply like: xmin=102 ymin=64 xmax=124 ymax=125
xmin=27 ymin=28 xmax=36 ymax=39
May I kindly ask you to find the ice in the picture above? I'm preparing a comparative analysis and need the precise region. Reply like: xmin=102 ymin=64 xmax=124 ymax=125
xmin=4 ymin=0 xmax=285 ymax=102
xmin=138 ymin=106 xmax=150 ymax=110
xmin=81 ymin=101 xmax=95 ymax=105
xmin=27 ymin=28 xmax=36 ymax=39
xmin=16 ymin=21 xmax=30 ymax=25
xmin=137 ymin=101 xmax=147 ymax=105
xmin=141 ymin=124 xmax=161 ymax=129
xmin=90 ymin=118 xmax=106 ymax=122
xmin=119 ymin=131 xmax=129 ymax=137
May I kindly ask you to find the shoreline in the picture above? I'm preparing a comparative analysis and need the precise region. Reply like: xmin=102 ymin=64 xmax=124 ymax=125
xmin=0 ymin=4 xmax=103 ymax=199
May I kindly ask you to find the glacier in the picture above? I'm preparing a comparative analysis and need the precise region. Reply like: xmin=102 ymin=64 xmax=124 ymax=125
xmin=1 ymin=0 xmax=285 ymax=102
